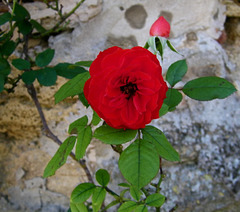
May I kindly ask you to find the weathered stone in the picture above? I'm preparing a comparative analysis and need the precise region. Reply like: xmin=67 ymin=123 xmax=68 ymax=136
xmin=125 ymin=4 xmax=148 ymax=29
xmin=223 ymin=0 xmax=240 ymax=17
xmin=1 ymin=0 xmax=240 ymax=211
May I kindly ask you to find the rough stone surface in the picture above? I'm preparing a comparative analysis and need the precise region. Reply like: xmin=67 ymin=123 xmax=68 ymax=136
xmin=1 ymin=0 xmax=240 ymax=212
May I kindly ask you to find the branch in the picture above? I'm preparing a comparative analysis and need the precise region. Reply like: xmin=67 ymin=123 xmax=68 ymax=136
xmin=36 ymin=0 xmax=85 ymax=38
xmin=26 ymin=84 xmax=93 ymax=183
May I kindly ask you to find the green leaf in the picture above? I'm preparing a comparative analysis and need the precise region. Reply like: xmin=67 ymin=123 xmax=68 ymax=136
xmin=12 ymin=58 xmax=31 ymax=70
xmin=43 ymin=136 xmax=77 ymax=178
xmin=30 ymin=19 xmax=46 ymax=33
xmin=17 ymin=20 xmax=32 ymax=35
xmin=135 ymin=205 xmax=148 ymax=212
xmin=75 ymin=61 xmax=93 ymax=67
xmin=130 ymin=185 xmax=142 ymax=201
xmin=118 ymin=201 xmax=138 ymax=212
xmin=166 ymin=40 xmax=181 ymax=55
xmin=1 ymin=40 xmax=16 ymax=56
xmin=54 ymin=72 xmax=90 ymax=104
xmin=92 ymin=187 xmax=106 ymax=212
xmin=0 ymin=58 xmax=10 ymax=76
xmin=96 ymin=169 xmax=110 ymax=187
xmin=78 ymin=92 xmax=89 ymax=107
xmin=182 ymin=76 xmax=237 ymax=101
xmin=142 ymin=126 xmax=180 ymax=162
xmin=104 ymin=200 xmax=119 ymax=211
xmin=166 ymin=59 xmax=187 ymax=87
xmin=71 ymin=183 xmax=96 ymax=203
xmin=164 ymin=88 xmax=182 ymax=111
xmin=94 ymin=125 xmax=137 ymax=145
xmin=22 ymin=70 xmax=36 ymax=85
xmin=75 ymin=125 xmax=92 ymax=160
xmin=119 ymin=139 xmax=159 ymax=189
xmin=70 ymin=202 xmax=88 ymax=212
xmin=159 ymin=103 xmax=169 ymax=117
xmin=92 ymin=111 xmax=101 ymax=126
xmin=54 ymin=63 xmax=87 ymax=79
xmin=68 ymin=116 xmax=88 ymax=134
xmin=0 ymin=12 xmax=12 ymax=26
xmin=13 ymin=3 xmax=30 ymax=22
xmin=145 ymin=193 xmax=165 ymax=207
xmin=36 ymin=67 xmax=57 ymax=86
xmin=118 ymin=183 xmax=130 ymax=187
xmin=35 ymin=48 xmax=55 ymax=67
xmin=0 ymin=74 xmax=4 ymax=92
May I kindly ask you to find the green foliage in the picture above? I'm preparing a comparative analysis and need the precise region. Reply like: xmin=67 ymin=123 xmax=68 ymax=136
xmin=159 ymin=103 xmax=169 ymax=117
xmin=68 ymin=116 xmax=88 ymax=134
xmin=36 ymin=67 xmax=57 ymax=86
xmin=129 ymin=185 xmax=142 ymax=201
xmin=75 ymin=60 xmax=93 ymax=67
xmin=71 ymin=183 xmax=96 ymax=203
xmin=0 ymin=12 xmax=11 ymax=26
xmin=1 ymin=40 xmax=16 ymax=56
xmin=94 ymin=124 xmax=137 ymax=145
xmin=16 ymin=20 xmax=32 ymax=35
xmin=54 ymin=63 xmax=87 ymax=79
xmin=145 ymin=193 xmax=165 ymax=207
xmin=13 ymin=3 xmax=30 ymax=22
xmin=0 ymin=74 xmax=4 ymax=92
xmin=30 ymin=19 xmax=47 ymax=34
xmin=166 ymin=59 xmax=187 ymax=87
xmin=96 ymin=169 xmax=110 ymax=187
xmin=36 ymin=48 xmax=55 ymax=67
xmin=54 ymin=72 xmax=90 ymax=104
xmin=0 ymin=57 xmax=10 ymax=76
xmin=92 ymin=187 xmax=106 ymax=212
xmin=76 ymin=125 xmax=92 ymax=160
xmin=119 ymin=139 xmax=159 ymax=189
xmin=22 ymin=70 xmax=36 ymax=85
xmin=12 ymin=58 xmax=31 ymax=70
xmin=142 ymin=126 xmax=180 ymax=162
xmin=70 ymin=202 xmax=88 ymax=212
xmin=164 ymin=88 xmax=182 ymax=111
xmin=43 ymin=136 xmax=76 ymax=178
xmin=135 ymin=205 xmax=148 ymax=212
xmin=183 ymin=76 xmax=237 ymax=101
xmin=118 ymin=201 xmax=138 ymax=212
xmin=92 ymin=111 xmax=101 ymax=126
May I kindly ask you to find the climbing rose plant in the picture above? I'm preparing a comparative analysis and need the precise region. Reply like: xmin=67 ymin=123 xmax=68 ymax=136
xmin=0 ymin=2 xmax=236 ymax=210
xmin=43 ymin=16 xmax=237 ymax=212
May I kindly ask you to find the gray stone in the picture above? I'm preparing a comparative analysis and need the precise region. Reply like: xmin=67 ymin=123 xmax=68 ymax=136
xmin=125 ymin=4 xmax=148 ymax=29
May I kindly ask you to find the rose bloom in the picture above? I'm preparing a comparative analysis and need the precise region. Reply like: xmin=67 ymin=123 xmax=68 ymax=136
xmin=150 ymin=16 xmax=170 ymax=38
xmin=84 ymin=46 xmax=168 ymax=130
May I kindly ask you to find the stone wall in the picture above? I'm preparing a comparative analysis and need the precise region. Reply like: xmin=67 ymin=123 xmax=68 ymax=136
xmin=0 ymin=0 xmax=240 ymax=211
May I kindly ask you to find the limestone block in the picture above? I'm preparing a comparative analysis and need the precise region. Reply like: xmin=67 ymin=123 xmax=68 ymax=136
xmin=223 ymin=0 xmax=240 ymax=17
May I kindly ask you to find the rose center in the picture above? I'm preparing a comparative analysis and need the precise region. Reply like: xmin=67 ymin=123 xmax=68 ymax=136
xmin=120 ymin=82 xmax=138 ymax=99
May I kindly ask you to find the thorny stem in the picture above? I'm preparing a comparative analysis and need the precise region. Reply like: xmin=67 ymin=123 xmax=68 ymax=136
xmin=26 ymin=83 xmax=93 ymax=183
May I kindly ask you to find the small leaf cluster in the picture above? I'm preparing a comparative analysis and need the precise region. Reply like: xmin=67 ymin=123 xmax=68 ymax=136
xmin=160 ymin=59 xmax=237 ymax=116
xmin=0 ymin=2 xmax=88 ymax=93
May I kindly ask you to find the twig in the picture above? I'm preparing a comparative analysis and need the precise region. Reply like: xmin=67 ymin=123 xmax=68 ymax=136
xmin=37 ymin=0 xmax=85 ymax=38
xmin=26 ymin=83 xmax=93 ymax=183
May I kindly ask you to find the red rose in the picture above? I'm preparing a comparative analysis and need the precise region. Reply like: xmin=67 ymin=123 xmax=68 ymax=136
xmin=150 ymin=16 xmax=170 ymax=38
xmin=84 ymin=46 xmax=168 ymax=130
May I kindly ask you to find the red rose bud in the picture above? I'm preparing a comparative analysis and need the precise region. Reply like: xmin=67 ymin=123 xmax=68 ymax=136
xmin=150 ymin=16 xmax=170 ymax=38
xmin=84 ymin=46 xmax=168 ymax=130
